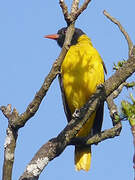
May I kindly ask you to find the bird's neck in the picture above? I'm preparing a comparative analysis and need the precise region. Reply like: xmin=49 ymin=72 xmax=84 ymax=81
xmin=77 ymin=35 xmax=93 ymax=46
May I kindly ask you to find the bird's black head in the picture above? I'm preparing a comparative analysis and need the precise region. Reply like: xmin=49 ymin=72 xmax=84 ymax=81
xmin=45 ymin=27 xmax=85 ymax=48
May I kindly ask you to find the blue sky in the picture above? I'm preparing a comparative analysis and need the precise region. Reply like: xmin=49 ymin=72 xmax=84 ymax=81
xmin=0 ymin=0 xmax=135 ymax=179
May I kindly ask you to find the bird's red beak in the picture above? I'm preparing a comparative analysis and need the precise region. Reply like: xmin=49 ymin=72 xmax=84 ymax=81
xmin=44 ymin=34 xmax=59 ymax=40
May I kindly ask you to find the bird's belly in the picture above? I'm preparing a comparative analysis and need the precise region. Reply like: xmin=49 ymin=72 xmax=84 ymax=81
xmin=62 ymin=60 xmax=104 ymax=137
xmin=62 ymin=70 xmax=97 ymax=114
xmin=61 ymin=46 xmax=104 ymax=137
xmin=62 ymin=71 xmax=96 ymax=137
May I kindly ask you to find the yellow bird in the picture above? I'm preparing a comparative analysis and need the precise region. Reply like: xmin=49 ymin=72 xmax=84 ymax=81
xmin=45 ymin=27 xmax=106 ymax=171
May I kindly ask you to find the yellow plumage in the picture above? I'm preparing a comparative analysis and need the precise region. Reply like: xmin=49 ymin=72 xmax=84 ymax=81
xmin=61 ymin=34 xmax=105 ymax=171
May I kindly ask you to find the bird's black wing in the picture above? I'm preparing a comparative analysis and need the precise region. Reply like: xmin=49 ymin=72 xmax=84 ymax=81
xmin=102 ymin=61 xmax=107 ymax=74
xmin=91 ymin=101 xmax=104 ymax=135
xmin=92 ymin=60 xmax=106 ymax=135
xmin=58 ymin=74 xmax=72 ymax=122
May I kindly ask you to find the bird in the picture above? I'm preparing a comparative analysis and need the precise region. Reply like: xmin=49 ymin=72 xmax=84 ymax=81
xmin=45 ymin=27 xmax=107 ymax=171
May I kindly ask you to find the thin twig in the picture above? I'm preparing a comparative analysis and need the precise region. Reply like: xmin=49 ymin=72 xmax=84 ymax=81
xmin=107 ymin=81 xmax=135 ymax=125
xmin=75 ymin=0 xmax=92 ymax=19
xmin=59 ymin=0 xmax=68 ymax=15
xmin=106 ymin=82 xmax=129 ymax=125
xmin=70 ymin=122 xmax=122 ymax=146
xmin=71 ymin=0 xmax=80 ymax=14
xmin=106 ymin=92 xmax=120 ymax=126
xmin=103 ymin=10 xmax=133 ymax=57
xmin=106 ymin=82 xmax=127 ymax=124
xmin=59 ymin=0 xmax=71 ymax=25
xmin=0 ymin=104 xmax=12 ymax=119
xmin=60 ymin=0 xmax=93 ymax=24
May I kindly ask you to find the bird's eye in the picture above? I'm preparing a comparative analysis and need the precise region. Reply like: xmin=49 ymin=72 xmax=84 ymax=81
xmin=63 ymin=29 xmax=66 ymax=34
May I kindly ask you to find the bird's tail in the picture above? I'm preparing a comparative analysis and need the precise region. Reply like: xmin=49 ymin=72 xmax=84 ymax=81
xmin=75 ymin=146 xmax=91 ymax=171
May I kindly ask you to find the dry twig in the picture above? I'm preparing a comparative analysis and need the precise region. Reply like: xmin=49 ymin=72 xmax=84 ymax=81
xmin=103 ymin=10 xmax=133 ymax=56
xmin=106 ymin=82 xmax=128 ymax=125
xmin=76 ymin=0 xmax=92 ymax=19
xmin=59 ymin=0 xmax=71 ymax=24
xmin=70 ymin=122 xmax=122 ymax=146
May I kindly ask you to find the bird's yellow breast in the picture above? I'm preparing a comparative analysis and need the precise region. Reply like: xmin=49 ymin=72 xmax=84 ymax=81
xmin=61 ymin=35 xmax=104 ymax=115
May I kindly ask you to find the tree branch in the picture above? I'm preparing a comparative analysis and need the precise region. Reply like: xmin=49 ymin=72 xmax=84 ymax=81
xmin=103 ymin=10 xmax=133 ymax=57
xmin=70 ymin=122 xmax=122 ymax=146
xmin=0 ymin=105 xmax=18 ymax=180
xmin=2 ymin=127 xmax=18 ymax=180
xmin=60 ymin=0 xmax=93 ymax=24
xmin=59 ymin=0 xmax=71 ymax=25
xmin=4 ymin=23 xmax=75 ymax=130
xmin=1 ymin=23 xmax=75 ymax=180
xmin=71 ymin=0 xmax=80 ymax=13
xmin=106 ymin=82 xmax=127 ymax=125
xmin=19 ymin=48 xmax=135 ymax=179
xmin=75 ymin=0 xmax=92 ymax=20
xmin=19 ymin=122 xmax=122 ymax=180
